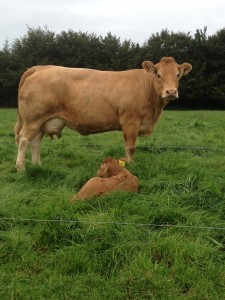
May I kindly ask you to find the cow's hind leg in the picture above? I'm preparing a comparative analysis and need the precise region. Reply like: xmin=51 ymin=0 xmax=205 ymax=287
xmin=16 ymin=125 xmax=41 ymax=172
xmin=16 ymin=138 xmax=28 ymax=172
xmin=30 ymin=131 xmax=44 ymax=165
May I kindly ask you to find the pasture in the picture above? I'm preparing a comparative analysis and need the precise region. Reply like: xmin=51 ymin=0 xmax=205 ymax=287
xmin=0 ymin=108 xmax=225 ymax=299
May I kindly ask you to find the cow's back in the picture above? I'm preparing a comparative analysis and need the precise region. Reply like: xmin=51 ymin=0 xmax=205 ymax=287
xmin=18 ymin=66 xmax=145 ymax=134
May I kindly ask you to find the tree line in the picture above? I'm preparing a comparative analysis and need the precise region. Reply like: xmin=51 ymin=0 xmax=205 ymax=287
xmin=0 ymin=26 xmax=225 ymax=109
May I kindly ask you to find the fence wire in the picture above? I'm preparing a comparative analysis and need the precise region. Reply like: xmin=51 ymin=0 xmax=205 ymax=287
xmin=1 ymin=217 xmax=225 ymax=231
xmin=1 ymin=140 xmax=225 ymax=153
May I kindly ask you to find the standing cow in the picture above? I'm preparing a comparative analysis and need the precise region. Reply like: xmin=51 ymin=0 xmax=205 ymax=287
xmin=15 ymin=57 xmax=192 ymax=171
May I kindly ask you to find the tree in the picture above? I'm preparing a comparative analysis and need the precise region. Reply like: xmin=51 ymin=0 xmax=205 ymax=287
xmin=204 ymin=28 xmax=225 ymax=108
xmin=119 ymin=40 xmax=142 ymax=70
xmin=11 ymin=26 xmax=56 ymax=67
xmin=55 ymin=30 xmax=103 ymax=68
xmin=142 ymin=29 xmax=192 ymax=62
xmin=99 ymin=32 xmax=121 ymax=70
xmin=0 ymin=42 xmax=19 ymax=107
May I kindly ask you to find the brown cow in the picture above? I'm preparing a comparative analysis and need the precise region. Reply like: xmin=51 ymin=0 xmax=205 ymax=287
xmin=15 ymin=57 xmax=192 ymax=171
xmin=70 ymin=158 xmax=138 ymax=201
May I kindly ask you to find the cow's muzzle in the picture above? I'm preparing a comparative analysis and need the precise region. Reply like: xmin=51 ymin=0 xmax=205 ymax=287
xmin=162 ymin=89 xmax=178 ymax=100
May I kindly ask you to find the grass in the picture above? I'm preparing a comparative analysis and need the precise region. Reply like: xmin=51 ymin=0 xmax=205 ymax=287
xmin=0 ymin=108 xmax=225 ymax=299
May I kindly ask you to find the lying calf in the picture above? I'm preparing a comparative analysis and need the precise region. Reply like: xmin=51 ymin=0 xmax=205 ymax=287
xmin=70 ymin=158 xmax=138 ymax=201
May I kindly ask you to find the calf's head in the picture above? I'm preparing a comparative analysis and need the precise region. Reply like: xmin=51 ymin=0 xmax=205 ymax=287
xmin=97 ymin=158 xmax=124 ymax=178
xmin=142 ymin=57 xmax=192 ymax=101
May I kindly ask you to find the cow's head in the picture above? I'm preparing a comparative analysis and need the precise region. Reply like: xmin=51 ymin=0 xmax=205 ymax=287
xmin=142 ymin=57 xmax=192 ymax=101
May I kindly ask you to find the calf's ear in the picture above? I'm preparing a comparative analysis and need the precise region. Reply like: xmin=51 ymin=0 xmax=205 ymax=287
xmin=97 ymin=163 xmax=109 ymax=177
xmin=179 ymin=63 xmax=192 ymax=76
xmin=142 ymin=61 xmax=157 ymax=74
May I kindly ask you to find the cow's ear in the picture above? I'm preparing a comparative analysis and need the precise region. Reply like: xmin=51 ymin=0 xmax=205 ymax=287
xmin=142 ymin=61 xmax=156 ymax=74
xmin=179 ymin=63 xmax=192 ymax=76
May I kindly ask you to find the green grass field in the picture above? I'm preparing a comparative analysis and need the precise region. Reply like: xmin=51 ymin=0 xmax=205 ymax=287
xmin=0 ymin=108 xmax=225 ymax=299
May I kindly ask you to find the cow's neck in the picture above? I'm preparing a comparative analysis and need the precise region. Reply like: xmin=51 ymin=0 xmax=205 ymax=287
xmin=144 ymin=74 xmax=165 ymax=124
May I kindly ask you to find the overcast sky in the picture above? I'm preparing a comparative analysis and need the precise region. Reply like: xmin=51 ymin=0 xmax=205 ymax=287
xmin=0 ymin=0 xmax=224 ymax=48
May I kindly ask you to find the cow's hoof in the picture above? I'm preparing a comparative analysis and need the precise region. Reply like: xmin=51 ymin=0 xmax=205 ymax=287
xmin=16 ymin=164 xmax=25 ymax=172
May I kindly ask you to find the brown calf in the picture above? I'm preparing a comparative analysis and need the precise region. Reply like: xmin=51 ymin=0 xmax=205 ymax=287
xmin=70 ymin=158 xmax=138 ymax=201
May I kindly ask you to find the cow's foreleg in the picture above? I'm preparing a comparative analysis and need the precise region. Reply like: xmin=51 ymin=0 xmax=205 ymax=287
xmin=30 ymin=132 xmax=44 ymax=165
xmin=122 ymin=123 xmax=139 ymax=163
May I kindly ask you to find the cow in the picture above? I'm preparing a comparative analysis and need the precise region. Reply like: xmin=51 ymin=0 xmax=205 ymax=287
xmin=70 ymin=158 xmax=138 ymax=201
xmin=15 ymin=57 xmax=192 ymax=171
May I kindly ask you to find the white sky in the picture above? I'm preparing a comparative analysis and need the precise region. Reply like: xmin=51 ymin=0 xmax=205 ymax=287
xmin=0 ymin=0 xmax=224 ymax=48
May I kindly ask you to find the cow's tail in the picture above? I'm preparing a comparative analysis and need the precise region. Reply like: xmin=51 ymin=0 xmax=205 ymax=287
xmin=15 ymin=111 xmax=22 ymax=146
xmin=15 ymin=67 xmax=38 ymax=146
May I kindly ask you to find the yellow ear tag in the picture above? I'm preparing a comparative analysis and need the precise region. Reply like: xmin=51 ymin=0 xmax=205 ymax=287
xmin=119 ymin=160 xmax=126 ymax=167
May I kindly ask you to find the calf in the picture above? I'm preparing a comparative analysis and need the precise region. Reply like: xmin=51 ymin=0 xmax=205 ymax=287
xmin=70 ymin=158 xmax=138 ymax=201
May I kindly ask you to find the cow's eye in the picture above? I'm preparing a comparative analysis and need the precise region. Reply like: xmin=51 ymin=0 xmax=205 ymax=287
xmin=176 ymin=73 xmax=180 ymax=78
xmin=157 ymin=74 xmax=161 ymax=79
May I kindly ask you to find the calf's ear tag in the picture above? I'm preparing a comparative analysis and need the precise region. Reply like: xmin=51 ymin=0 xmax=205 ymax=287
xmin=119 ymin=160 xmax=126 ymax=167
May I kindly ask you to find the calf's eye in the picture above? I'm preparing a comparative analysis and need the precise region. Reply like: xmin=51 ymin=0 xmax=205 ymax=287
xmin=157 ymin=74 xmax=161 ymax=79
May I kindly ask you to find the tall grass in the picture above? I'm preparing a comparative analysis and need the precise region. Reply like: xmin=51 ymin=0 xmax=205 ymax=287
xmin=0 ymin=109 xmax=225 ymax=299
